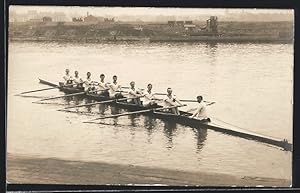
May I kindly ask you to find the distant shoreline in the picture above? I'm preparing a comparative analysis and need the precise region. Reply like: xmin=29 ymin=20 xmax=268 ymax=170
xmin=7 ymin=153 xmax=291 ymax=186
xmin=9 ymin=21 xmax=293 ymax=44
xmin=9 ymin=37 xmax=293 ymax=44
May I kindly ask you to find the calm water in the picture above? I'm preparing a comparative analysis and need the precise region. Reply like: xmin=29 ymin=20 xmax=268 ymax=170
xmin=7 ymin=41 xmax=293 ymax=180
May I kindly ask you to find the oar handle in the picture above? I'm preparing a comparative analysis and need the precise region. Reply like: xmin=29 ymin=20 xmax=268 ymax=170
xmin=88 ymin=88 xmax=110 ymax=93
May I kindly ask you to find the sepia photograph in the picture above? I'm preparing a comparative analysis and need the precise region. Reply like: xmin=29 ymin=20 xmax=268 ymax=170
xmin=7 ymin=6 xmax=293 ymax=186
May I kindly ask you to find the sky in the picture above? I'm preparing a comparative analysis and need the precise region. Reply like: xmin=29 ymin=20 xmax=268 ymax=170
xmin=10 ymin=6 xmax=293 ymax=16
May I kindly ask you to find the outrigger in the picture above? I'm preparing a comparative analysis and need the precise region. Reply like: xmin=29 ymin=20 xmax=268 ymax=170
xmin=18 ymin=78 xmax=293 ymax=151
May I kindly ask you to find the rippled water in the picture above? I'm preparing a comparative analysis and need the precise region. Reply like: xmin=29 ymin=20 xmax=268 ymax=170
xmin=7 ymin=41 xmax=293 ymax=180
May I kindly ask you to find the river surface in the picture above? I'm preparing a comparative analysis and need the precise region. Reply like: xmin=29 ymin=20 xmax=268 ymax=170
xmin=7 ymin=41 xmax=293 ymax=182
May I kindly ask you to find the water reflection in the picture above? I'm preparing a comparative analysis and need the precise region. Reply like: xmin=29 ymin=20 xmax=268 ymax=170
xmin=144 ymin=116 xmax=157 ymax=143
xmin=205 ymin=42 xmax=218 ymax=66
xmin=191 ymin=128 xmax=208 ymax=153
xmin=98 ymin=104 xmax=108 ymax=115
xmin=163 ymin=121 xmax=177 ymax=149
xmin=83 ymin=98 xmax=93 ymax=113
xmin=64 ymin=96 xmax=73 ymax=105
xmin=110 ymin=105 xmax=120 ymax=125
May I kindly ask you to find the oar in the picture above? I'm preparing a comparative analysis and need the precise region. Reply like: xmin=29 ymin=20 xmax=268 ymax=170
xmin=15 ymin=95 xmax=48 ymax=99
xmin=180 ymin=100 xmax=216 ymax=105
xmin=17 ymin=82 xmax=85 ymax=96
xmin=87 ymin=88 xmax=110 ymax=93
xmin=37 ymin=92 xmax=86 ymax=102
xmin=59 ymin=100 xmax=115 ymax=110
xmin=57 ymin=97 xmax=138 ymax=110
xmin=154 ymin=93 xmax=214 ymax=104
xmin=17 ymin=86 xmax=60 ymax=95
xmin=186 ymin=108 xmax=197 ymax=113
xmin=121 ymin=86 xmax=145 ymax=91
xmin=83 ymin=104 xmax=187 ymax=123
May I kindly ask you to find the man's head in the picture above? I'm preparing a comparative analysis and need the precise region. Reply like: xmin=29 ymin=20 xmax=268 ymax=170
xmin=100 ymin=74 xmax=105 ymax=81
xmin=113 ymin=75 xmax=117 ymax=82
xmin=147 ymin=83 xmax=152 ymax=91
xmin=65 ymin=69 xmax=70 ymax=74
xmin=75 ymin=71 xmax=78 ymax=76
xmin=167 ymin=88 xmax=172 ymax=95
xmin=87 ymin=72 xmax=91 ymax=78
xmin=197 ymin=95 xmax=203 ymax=103
xmin=130 ymin=81 xmax=135 ymax=88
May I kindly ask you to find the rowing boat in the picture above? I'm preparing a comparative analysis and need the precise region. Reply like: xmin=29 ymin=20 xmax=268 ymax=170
xmin=38 ymin=78 xmax=292 ymax=151
xmin=153 ymin=110 xmax=292 ymax=151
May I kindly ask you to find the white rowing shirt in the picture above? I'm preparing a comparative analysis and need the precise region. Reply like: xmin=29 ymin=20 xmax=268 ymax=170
xmin=72 ymin=76 xmax=83 ymax=84
xmin=63 ymin=74 xmax=72 ymax=84
xmin=142 ymin=90 xmax=154 ymax=105
xmin=164 ymin=94 xmax=177 ymax=107
xmin=192 ymin=101 xmax=208 ymax=120
xmin=108 ymin=82 xmax=121 ymax=96
xmin=128 ymin=88 xmax=139 ymax=98
xmin=84 ymin=78 xmax=93 ymax=88
xmin=98 ymin=81 xmax=108 ymax=90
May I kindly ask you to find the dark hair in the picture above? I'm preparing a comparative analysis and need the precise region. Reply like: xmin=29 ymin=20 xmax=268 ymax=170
xmin=167 ymin=87 xmax=172 ymax=91
xmin=197 ymin=96 xmax=203 ymax=101
xmin=147 ymin=83 xmax=152 ymax=87
xmin=100 ymin=74 xmax=105 ymax=77
xmin=113 ymin=75 xmax=117 ymax=78
xmin=87 ymin=72 xmax=91 ymax=75
xmin=75 ymin=71 xmax=78 ymax=73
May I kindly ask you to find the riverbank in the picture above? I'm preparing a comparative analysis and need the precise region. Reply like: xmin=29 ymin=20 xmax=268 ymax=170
xmin=9 ymin=21 xmax=293 ymax=44
xmin=7 ymin=154 xmax=290 ymax=186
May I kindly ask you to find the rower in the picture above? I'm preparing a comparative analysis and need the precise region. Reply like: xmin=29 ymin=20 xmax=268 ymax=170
xmin=189 ymin=96 xmax=210 ymax=122
xmin=72 ymin=71 xmax=83 ymax=88
xmin=83 ymin=72 xmax=93 ymax=92
xmin=96 ymin=74 xmax=109 ymax=97
xmin=63 ymin=69 xmax=73 ymax=86
xmin=127 ymin=81 xmax=143 ymax=105
xmin=141 ymin=83 xmax=158 ymax=108
xmin=107 ymin=75 xmax=123 ymax=99
xmin=163 ymin=88 xmax=183 ymax=115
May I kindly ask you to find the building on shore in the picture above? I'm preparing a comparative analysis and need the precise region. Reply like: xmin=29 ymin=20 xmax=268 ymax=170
xmin=42 ymin=16 xmax=52 ymax=22
xmin=167 ymin=20 xmax=193 ymax=27
xmin=83 ymin=13 xmax=104 ymax=23
xmin=72 ymin=17 xmax=83 ymax=22
xmin=28 ymin=18 xmax=43 ymax=22
xmin=184 ymin=24 xmax=196 ymax=32
xmin=104 ymin=18 xmax=115 ymax=23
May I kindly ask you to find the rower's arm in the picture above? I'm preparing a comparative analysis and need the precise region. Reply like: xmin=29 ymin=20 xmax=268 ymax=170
xmin=129 ymin=90 xmax=141 ymax=97
xmin=191 ymin=106 xmax=201 ymax=118
xmin=164 ymin=98 xmax=174 ymax=106
xmin=117 ymin=85 xmax=122 ymax=91
xmin=174 ymin=98 xmax=184 ymax=106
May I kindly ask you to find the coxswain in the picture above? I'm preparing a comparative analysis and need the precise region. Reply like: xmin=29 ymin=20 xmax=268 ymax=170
xmin=107 ymin=75 xmax=123 ymax=99
xmin=189 ymin=96 xmax=210 ymax=122
xmin=127 ymin=81 xmax=143 ymax=105
xmin=63 ymin=69 xmax=73 ymax=86
xmin=163 ymin=88 xmax=183 ymax=115
xmin=141 ymin=83 xmax=158 ymax=107
xmin=72 ymin=71 xmax=83 ymax=88
xmin=96 ymin=74 xmax=109 ymax=97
